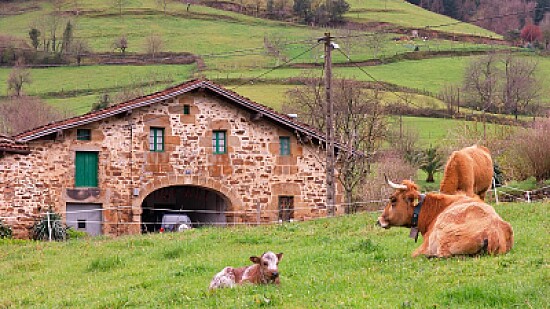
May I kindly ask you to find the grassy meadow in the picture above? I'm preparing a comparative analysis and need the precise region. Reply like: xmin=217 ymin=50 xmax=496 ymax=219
xmin=345 ymin=0 xmax=499 ymax=38
xmin=0 ymin=202 xmax=547 ymax=308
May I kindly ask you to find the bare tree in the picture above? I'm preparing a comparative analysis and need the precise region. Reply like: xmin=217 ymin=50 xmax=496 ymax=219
xmin=263 ymin=34 xmax=288 ymax=66
xmin=7 ymin=60 xmax=31 ymax=97
xmin=284 ymin=78 xmax=388 ymax=210
xmin=112 ymin=35 xmax=128 ymax=53
xmin=46 ymin=13 xmax=64 ymax=53
xmin=439 ymin=84 xmax=461 ymax=116
xmin=501 ymin=54 xmax=540 ymax=120
xmin=0 ymin=96 xmax=62 ymax=135
xmin=144 ymin=34 xmax=164 ymax=59
xmin=366 ymin=31 xmax=386 ymax=59
xmin=463 ymin=53 xmax=500 ymax=113
xmin=71 ymin=39 xmax=91 ymax=65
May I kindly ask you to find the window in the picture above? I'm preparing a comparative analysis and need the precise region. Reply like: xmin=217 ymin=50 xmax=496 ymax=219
xmin=77 ymin=220 xmax=86 ymax=229
xmin=149 ymin=127 xmax=164 ymax=152
xmin=75 ymin=151 xmax=98 ymax=187
xmin=279 ymin=136 xmax=290 ymax=156
xmin=212 ymin=131 xmax=226 ymax=154
xmin=278 ymin=196 xmax=294 ymax=222
xmin=183 ymin=104 xmax=190 ymax=115
xmin=77 ymin=129 xmax=91 ymax=141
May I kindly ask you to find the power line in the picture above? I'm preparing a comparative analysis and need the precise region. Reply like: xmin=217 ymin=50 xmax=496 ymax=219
xmin=230 ymin=41 xmax=321 ymax=90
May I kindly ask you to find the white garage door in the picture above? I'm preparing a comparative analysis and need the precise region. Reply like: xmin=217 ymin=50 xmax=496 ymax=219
xmin=66 ymin=203 xmax=103 ymax=236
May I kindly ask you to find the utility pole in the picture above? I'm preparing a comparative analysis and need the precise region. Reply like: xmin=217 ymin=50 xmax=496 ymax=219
xmin=322 ymin=32 xmax=336 ymax=217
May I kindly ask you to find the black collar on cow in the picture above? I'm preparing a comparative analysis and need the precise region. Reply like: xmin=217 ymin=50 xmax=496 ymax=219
xmin=409 ymin=194 xmax=426 ymax=243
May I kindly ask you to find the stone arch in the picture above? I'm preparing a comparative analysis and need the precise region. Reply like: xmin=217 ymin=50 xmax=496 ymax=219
xmin=132 ymin=175 xmax=242 ymax=218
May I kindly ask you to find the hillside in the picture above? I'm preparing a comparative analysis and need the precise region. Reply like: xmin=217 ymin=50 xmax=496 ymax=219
xmin=345 ymin=0 xmax=500 ymax=38
xmin=0 ymin=0 xmax=543 ymax=147
xmin=0 ymin=204 xmax=547 ymax=307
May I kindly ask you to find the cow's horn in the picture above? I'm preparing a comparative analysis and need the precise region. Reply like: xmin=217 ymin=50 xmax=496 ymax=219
xmin=384 ymin=174 xmax=407 ymax=190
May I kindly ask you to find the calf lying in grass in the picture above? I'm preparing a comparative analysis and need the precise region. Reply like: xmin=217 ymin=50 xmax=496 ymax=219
xmin=209 ymin=252 xmax=283 ymax=290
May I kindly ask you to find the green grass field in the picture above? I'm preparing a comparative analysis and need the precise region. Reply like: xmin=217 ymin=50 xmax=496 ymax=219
xmin=0 ymin=203 xmax=547 ymax=308
xmin=345 ymin=0 xmax=500 ymax=38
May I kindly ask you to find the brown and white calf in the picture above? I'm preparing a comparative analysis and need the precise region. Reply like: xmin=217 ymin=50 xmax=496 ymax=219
xmin=209 ymin=252 xmax=283 ymax=290
xmin=377 ymin=178 xmax=513 ymax=258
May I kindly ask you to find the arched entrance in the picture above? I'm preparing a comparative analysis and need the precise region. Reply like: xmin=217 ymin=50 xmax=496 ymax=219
xmin=140 ymin=185 xmax=231 ymax=233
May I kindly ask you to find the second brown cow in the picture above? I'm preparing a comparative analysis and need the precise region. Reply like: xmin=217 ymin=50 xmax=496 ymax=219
xmin=440 ymin=145 xmax=493 ymax=200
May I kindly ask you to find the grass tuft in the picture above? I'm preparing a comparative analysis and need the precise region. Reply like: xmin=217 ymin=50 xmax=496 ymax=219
xmin=88 ymin=255 xmax=124 ymax=272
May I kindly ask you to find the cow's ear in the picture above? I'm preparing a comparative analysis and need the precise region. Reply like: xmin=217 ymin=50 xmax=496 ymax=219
xmin=405 ymin=190 xmax=420 ymax=206
xmin=276 ymin=253 xmax=283 ymax=262
xmin=250 ymin=256 xmax=261 ymax=264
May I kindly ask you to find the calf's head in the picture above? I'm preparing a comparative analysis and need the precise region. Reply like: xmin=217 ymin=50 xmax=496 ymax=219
xmin=250 ymin=251 xmax=283 ymax=281
xmin=377 ymin=178 xmax=421 ymax=229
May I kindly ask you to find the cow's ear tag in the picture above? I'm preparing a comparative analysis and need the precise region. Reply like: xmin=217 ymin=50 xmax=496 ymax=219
xmin=409 ymin=227 xmax=419 ymax=242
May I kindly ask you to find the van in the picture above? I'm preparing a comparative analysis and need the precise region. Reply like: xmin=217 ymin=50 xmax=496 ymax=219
xmin=160 ymin=213 xmax=192 ymax=232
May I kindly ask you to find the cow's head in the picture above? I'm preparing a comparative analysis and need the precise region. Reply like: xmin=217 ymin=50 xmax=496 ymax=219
xmin=250 ymin=251 xmax=283 ymax=280
xmin=377 ymin=178 xmax=422 ymax=229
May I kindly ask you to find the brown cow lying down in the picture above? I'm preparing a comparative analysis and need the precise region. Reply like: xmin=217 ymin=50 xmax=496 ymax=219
xmin=377 ymin=179 xmax=513 ymax=258
xmin=209 ymin=252 xmax=283 ymax=290
xmin=440 ymin=144 xmax=493 ymax=200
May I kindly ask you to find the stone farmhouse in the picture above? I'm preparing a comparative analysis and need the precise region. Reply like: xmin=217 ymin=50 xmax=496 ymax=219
xmin=0 ymin=79 xmax=343 ymax=238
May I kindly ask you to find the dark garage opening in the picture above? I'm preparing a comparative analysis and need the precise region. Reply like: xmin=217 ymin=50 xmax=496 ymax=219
xmin=141 ymin=185 xmax=229 ymax=233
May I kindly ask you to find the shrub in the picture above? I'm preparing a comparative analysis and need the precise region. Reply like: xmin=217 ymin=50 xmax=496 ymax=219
xmin=66 ymin=227 xmax=88 ymax=240
xmin=0 ymin=220 xmax=12 ymax=239
xmin=503 ymin=118 xmax=550 ymax=182
xmin=31 ymin=211 xmax=67 ymax=241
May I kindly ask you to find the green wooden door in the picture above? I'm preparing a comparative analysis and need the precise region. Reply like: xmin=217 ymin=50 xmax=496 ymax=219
xmin=75 ymin=152 xmax=98 ymax=187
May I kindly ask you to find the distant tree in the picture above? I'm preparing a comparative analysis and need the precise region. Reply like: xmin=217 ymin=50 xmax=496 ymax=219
xmin=327 ymin=0 xmax=350 ymax=23
xmin=293 ymin=0 xmax=312 ymax=24
xmin=500 ymin=54 xmax=540 ymax=120
xmin=521 ymin=23 xmax=542 ymax=44
xmin=112 ymin=35 xmax=128 ymax=54
xmin=61 ymin=20 xmax=74 ymax=54
xmin=46 ymin=13 xmax=64 ymax=53
xmin=263 ymin=34 xmax=288 ymax=66
xmin=92 ymin=93 xmax=111 ymax=111
xmin=439 ymin=84 xmax=461 ymax=116
xmin=7 ymin=59 xmax=31 ymax=97
xmin=28 ymin=28 xmax=41 ymax=50
xmin=504 ymin=29 xmax=521 ymax=45
xmin=418 ymin=145 xmax=444 ymax=183
xmin=144 ymin=34 xmax=163 ymax=59
xmin=534 ymin=0 xmax=550 ymax=24
xmin=366 ymin=31 xmax=386 ymax=59
xmin=71 ymin=39 xmax=91 ymax=65
xmin=463 ymin=53 xmax=500 ymax=113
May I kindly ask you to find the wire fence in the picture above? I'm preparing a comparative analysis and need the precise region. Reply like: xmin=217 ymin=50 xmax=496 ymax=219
xmin=0 ymin=183 xmax=547 ymax=241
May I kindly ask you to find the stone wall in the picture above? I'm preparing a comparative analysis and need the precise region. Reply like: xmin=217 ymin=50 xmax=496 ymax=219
xmin=0 ymin=90 xmax=342 ymax=238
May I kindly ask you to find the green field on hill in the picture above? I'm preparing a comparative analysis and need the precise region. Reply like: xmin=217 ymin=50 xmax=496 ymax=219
xmin=345 ymin=0 xmax=500 ymax=38
xmin=0 ymin=203 xmax=546 ymax=308
xmin=0 ymin=0 xmax=544 ymax=146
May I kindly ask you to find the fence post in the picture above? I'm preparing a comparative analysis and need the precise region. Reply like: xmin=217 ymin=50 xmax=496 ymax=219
xmin=493 ymin=178 xmax=499 ymax=204
xmin=526 ymin=191 xmax=531 ymax=203
xmin=46 ymin=211 xmax=52 ymax=242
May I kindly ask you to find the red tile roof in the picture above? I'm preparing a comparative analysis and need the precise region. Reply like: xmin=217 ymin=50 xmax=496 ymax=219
xmin=0 ymin=135 xmax=30 ymax=154
xmin=14 ymin=79 xmax=329 ymax=146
